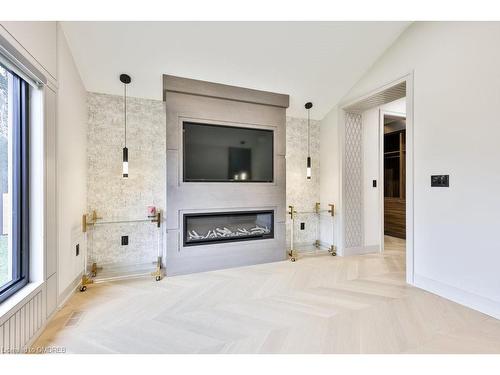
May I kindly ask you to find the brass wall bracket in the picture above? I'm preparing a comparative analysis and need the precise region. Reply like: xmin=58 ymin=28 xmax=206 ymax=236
xmin=82 ymin=214 xmax=88 ymax=233
xmin=328 ymin=204 xmax=335 ymax=217
xmin=314 ymin=202 xmax=320 ymax=214
xmin=151 ymin=256 xmax=164 ymax=281
xmin=151 ymin=211 xmax=161 ymax=228
xmin=288 ymin=205 xmax=297 ymax=220
xmin=82 ymin=210 xmax=101 ymax=233
xmin=314 ymin=239 xmax=320 ymax=249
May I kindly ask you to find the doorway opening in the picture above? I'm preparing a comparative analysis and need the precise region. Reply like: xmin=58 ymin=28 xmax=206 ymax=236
xmin=341 ymin=74 xmax=414 ymax=283
xmin=382 ymin=112 xmax=406 ymax=255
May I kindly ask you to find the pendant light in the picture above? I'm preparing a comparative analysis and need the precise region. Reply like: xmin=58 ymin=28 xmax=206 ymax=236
xmin=120 ymin=74 xmax=131 ymax=179
xmin=305 ymin=102 xmax=313 ymax=180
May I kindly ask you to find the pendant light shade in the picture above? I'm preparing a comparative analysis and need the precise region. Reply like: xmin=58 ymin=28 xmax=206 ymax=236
xmin=120 ymin=74 xmax=131 ymax=179
xmin=305 ymin=102 xmax=313 ymax=180
xmin=122 ymin=147 xmax=129 ymax=178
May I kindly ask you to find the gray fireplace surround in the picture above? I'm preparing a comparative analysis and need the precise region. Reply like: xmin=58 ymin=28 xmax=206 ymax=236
xmin=164 ymin=75 xmax=289 ymax=275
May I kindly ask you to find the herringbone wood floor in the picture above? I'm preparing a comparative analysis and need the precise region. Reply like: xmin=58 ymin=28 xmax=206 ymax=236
xmin=33 ymin=237 xmax=500 ymax=353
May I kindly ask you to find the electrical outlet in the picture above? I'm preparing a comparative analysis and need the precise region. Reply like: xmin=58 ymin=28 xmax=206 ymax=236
xmin=372 ymin=180 xmax=377 ymax=188
xmin=300 ymin=222 xmax=305 ymax=230
xmin=75 ymin=243 xmax=79 ymax=256
xmin=121 ymin=236 xmax=129 ymax=246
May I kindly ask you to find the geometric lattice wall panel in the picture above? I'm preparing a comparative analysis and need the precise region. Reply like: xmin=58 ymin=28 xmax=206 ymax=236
xmin=343 ymin=112 xmax=363 ymax=248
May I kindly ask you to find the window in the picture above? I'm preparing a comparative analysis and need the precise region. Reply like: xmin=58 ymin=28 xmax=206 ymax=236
xmin=0 ymin=62 xmax=29 ymax=303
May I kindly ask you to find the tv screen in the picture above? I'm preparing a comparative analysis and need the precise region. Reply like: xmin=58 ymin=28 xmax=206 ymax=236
xmin=183 ymin=122 xmax=274 ymax=182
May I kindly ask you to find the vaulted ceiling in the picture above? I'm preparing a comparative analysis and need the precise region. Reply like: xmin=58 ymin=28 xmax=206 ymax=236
xmin=61 ymin=21 xmax=410 ymax=119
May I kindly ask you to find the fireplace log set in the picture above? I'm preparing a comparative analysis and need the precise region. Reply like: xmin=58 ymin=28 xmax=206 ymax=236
xmin=187 ymin=225 xmax=271 ymax=241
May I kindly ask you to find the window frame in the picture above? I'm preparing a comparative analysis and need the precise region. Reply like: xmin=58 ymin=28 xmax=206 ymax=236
xmin=0 ymin=69 xmax=29 ymax=303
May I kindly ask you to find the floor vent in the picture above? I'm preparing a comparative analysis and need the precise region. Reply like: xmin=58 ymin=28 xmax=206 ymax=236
xmin=65 ymin=311 xmax=84 ymax=327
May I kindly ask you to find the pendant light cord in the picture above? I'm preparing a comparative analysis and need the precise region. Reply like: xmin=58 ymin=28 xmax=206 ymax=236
xmin=124 ymin=83 xmax=127 ymax=148
xmin=307 ymin=107 xmax=310 ymax=157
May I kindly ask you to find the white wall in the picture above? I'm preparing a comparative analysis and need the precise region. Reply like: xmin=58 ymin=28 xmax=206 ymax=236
xmin=362 ymin=98 xmax=406 ymax=247
xmin=0 ymin=22 xmax=57 ymax=81
xmin=319 ymin=106 xmax=340 ymax=248
xmin=340 ymin=22 xmax=500 ymax=318
xmin=0 ymin=21 xmax=87 ymax=350
xmin=56 ymin=24 xmax=87 ymax=302
xmin=0 ymin=21 xmax=59 ymax=349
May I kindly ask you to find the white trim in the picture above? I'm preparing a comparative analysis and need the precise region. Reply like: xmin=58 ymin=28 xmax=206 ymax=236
xmin=405 ymin=73 xmax=415 ymax=284
xmin=379 ymin=109 xmax=384 ymax=252
xmin=0 ymin=25 xmax=55 ymax=86
xmin=57 ymin=272 xmax=83 ymax=308
xmin=339 ymin=74 xmax=409 ymax=110
xmin=343 ymin=245 xmax=379 ymax=257
xmin=414 ymin=274 xmax=500 ymax=320
xmin=0 ymin=34 xmax=47 ymax=86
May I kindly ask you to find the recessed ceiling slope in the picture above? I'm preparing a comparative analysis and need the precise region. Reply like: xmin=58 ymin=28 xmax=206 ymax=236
xmin=61 ymin=21 xmax=410 ymax=119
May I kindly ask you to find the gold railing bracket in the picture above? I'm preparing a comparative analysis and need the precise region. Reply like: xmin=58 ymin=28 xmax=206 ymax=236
xmin=329 ymin=245 xmax=337 ymax=256
xmin=328 ymin=204 xmax=335 ymax=217
xmin=314 ymin=239 xmax=320 ymax=249
xmin=151 ymin=211 xmax=161 ymax=228
xmin=91 ymin=210 xmax=102 ymax=222
xmin=82 ymin=210 xmax=101 ymax=233
xmin=314 ymin=202 xmax=320 ymax=214
xmin=91 ymin=262 xmax=98 ymax=277
xmin=82 ymin=214 xmax=88 ymax=233
xmin=288 ymin=205 xmax=297 ymax=220
xmin=151 ymin=256 xmax=164 ymax=281
xmin=80 ymin=274 xmax=93 ymax=292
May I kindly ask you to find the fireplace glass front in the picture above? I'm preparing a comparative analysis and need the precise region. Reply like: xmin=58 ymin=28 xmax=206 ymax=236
xmin=183 ymin=210 xmax=274 ymax=246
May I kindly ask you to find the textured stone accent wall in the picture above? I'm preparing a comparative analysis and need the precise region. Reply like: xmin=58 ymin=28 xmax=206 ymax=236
xmin=87 ymin=93 xmax=166 ymax=266
xmin=285 ymin=116 xmax=321 ymax=248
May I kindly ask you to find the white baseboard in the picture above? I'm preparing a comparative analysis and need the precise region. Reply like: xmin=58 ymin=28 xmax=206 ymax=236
xmin=343 ymin=245 xmax=380 ymax=256
xmin=414 ymin=274 xmax=500 ymax=320
xmin=57 ymin=272 xmax=83 ymax=309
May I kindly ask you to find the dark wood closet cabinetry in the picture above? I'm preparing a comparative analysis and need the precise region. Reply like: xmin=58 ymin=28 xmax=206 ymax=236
xmin=384 ymin=129 xmax=406 ymax=238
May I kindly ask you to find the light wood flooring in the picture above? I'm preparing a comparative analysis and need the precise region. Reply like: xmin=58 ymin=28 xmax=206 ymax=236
xmin=33 ymin=237 xmax=500 ymax=353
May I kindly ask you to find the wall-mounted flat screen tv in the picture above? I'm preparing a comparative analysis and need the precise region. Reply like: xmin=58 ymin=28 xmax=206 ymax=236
xmin=183 ymin=122 xmax=274 ymax=182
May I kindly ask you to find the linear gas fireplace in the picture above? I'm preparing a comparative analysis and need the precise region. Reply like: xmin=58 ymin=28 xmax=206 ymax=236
xmin=184 ymin=210 xmax=274 ymax=247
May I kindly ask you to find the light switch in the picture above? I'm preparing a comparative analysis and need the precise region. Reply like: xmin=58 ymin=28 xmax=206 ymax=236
xmin=431 ymin=175 xmax=449 ymax=187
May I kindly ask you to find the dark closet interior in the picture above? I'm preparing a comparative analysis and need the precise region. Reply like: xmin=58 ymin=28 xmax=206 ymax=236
xmin=384 ymin=115 xmax=406 ymax=239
